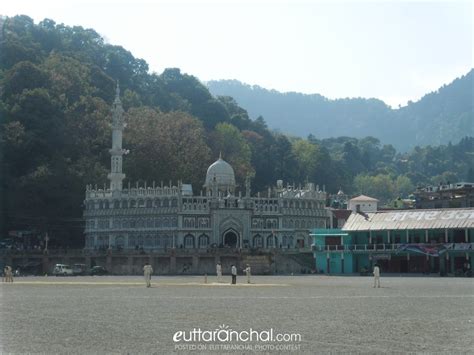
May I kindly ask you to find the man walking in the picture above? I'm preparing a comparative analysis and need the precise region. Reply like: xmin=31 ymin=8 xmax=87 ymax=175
xmin=373 ymin=263 xmax=380 ymax=288
xmin=231 ymin=264 xmax=237 ymax=285
xmin=143 ymin=262 xmax=153 ymax=288
xmin=216 ymin=262 xmax=222 ymax=282
xmin=243 ymin=264 xmax=251 ymax=284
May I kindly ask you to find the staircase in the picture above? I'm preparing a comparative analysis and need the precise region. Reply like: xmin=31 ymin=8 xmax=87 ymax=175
xmin=284 ymin=252 xmax=316 ymax=271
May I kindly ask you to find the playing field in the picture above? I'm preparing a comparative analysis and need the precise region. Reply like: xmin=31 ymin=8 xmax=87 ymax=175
xmin=1 ymin=275 xmax=473 ymax=353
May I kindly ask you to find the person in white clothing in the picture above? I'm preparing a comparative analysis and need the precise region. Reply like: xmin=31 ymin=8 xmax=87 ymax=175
xmin=373 ymin=264 xmax=380 ymax=288
xmin=216 ymin=262 xmax=222 ymax=282
xmin=143 ymin=262 xmax=153 ymax=288
xmin=231 ymin=265 xmax=237 ymax=285
xmin=243 ymin=264 xmax=251 ymax=284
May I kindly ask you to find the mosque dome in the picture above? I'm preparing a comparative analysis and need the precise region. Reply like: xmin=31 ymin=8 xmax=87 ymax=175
xmin=205 ymin=156 xmax=236 ymax=191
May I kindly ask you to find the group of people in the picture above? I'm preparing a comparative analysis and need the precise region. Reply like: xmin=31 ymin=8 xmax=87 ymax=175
xmin=2 ymin=265 xmax=14 ymax=282
xmin=217 ymin=262 xmax=251 ymax=285
xmin=141 ymin=262 xmax=252 ymax=288
xmin=141 ymin=262 xmax=380 ymax=288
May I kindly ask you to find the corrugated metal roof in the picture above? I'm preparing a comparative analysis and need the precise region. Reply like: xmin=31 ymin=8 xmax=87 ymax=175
xmin=342 ymin=208 xmax=474 ymax=231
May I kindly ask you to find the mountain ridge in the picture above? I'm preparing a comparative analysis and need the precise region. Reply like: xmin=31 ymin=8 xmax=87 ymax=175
xmin=207 ymin=71 xmax=473 ymax=151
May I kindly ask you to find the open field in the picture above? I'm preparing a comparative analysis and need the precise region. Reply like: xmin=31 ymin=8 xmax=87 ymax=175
xmin=1 ymin=275 xmax=473 ymax=354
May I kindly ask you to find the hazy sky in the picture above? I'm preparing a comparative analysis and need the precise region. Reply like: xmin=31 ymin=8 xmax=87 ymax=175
xmin=3 ymin=0 xmax=472 ymax=107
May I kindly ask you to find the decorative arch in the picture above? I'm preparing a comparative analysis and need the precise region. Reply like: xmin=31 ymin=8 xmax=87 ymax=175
xmin=198 ymin=234 xmax=209 ymax=248
xmin=222 ymin=228 xmax=239 ymax=248
xmin=266 ymin=234 xmax=278 ymax=248
xmin=253 ymin=234 xmax=263 ymax=248
xmin=115 ymin=236 xmax=125 ymax=248
xmin=184 ymin=234 xmax=195 ymax=248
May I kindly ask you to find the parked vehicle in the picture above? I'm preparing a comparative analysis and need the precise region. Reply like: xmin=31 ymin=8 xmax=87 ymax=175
xmin=72 ymin=264 xmax=87 ymax=276
xmin=53 ymin=264 xmax=73 ymax=276
xmin=90 ymin=266 xmax=108 ymax=276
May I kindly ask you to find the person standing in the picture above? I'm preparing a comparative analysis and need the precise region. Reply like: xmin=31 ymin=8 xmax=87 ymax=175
xmin=373 ymin=263 xmax=380 ymax=288
xmin=5 ymin=265 xmax=13 ymax=283
xmin=243 ymin=264 xmax=251 ymax=284
xmin=143 ymin=262 xmax=153 ymax=288
xmin=231 ymin=264 xmax=237 ymax=285
xmin=216 ymin=262 xmax=222 ymax=282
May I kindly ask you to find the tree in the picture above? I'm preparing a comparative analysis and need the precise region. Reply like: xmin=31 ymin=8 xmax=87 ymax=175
xmin=208 ymin=123 xmax=253 ymax=184
xmin=124 ymin=108 xmax=211 ymax=189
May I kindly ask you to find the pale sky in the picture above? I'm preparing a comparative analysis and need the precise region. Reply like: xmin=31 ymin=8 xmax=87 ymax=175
xmin=2 ymin=0 xmax=472 ymax=108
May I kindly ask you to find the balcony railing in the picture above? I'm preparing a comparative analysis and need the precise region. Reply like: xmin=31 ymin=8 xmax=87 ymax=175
xmin=312 ymin=243 xmax=474 ymax=253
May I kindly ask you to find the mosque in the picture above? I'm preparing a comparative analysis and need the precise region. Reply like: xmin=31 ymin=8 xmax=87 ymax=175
xmin=83 ymin=86 xmax=330 ymax=252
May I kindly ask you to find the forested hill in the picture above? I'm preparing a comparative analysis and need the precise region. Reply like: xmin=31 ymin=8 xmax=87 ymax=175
xmin=1 ymin=15 xmax=473 ymax=246
xmin=207 ymin=72 xmax=473 ymax=152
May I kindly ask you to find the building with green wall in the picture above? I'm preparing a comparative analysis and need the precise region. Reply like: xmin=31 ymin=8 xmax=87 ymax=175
xmin=311 ymin=208 xmax=474 ymax=275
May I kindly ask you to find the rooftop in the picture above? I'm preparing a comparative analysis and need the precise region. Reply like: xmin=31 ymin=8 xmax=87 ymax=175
xmin=342 ymin=208 xmax=474 ymax=231
xmin=349 ymin=195 xmax=379 ymax=202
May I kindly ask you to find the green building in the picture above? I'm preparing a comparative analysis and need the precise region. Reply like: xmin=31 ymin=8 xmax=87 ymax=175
xmin=311 ymin=208 xmax=474 ymax=275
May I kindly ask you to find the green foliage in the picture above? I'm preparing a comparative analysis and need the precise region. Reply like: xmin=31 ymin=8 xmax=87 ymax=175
xmin=207 ymin=76 xmax=473 ymax=152
xmin=0 ymin=15 xmax=472 ymax=246
xmin=209 ymin=123 xmax=253 ymax=183
xmin=124 ymin=108 xmax=211 ymax=189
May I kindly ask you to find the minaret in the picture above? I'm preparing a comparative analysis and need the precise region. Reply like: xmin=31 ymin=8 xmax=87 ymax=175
xmin=107 ymin=82 xmax=127 ymax=191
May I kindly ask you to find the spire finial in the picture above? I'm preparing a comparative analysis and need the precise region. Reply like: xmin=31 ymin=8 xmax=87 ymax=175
xmin=219 ymin=151 xmax=222 ymax=160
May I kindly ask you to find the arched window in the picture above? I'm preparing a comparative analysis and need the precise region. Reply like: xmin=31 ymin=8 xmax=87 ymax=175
xmin=104 ymin=200 xmax=109 ymax=209
xmin=137 ymin=235 xmax=144 ymax=247
xmin=128 ymin=235 xmax=136 ymax=247
xmin=130 ymin=200 xmax=136 ymax=208
xmin=163 ymin=235 xmax=171 ymax=249
xmin=146 ymin=199 xmax=152 ymax=208
xmin=121 ymin=200 xmax=128 ymax=209
xmin=115 ymin=236 xmax=125 ymax=248
xmin=253 ymin=235 xmax=263 ymax=248
xmin=99 ymin=201 xmax=104 ymax=209
xmin=198 ymin=234 xmax=209 ymax=248
xmin=267 ymin=234 xmax=278 ymax=248
xmin=184 ymin=234 xmax=195 ymax=248
xmin=266 ymin=220 xmax=272 ymax=229
xmin=145 ymin=235 xmax=153 ymax=248
xmin=147 ymin=218 xmax=153 ymax=228
xmin=114 ymin=200 xmax=120 ymax=209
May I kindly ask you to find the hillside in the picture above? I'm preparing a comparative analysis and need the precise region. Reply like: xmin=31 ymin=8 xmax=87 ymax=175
xmin=0 ymin=15 xmax=472 ymax=246
xmin=207 ymin=72 xmax=473 ymax=151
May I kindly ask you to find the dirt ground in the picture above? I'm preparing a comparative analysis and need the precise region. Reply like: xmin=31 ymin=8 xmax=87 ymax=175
xmin=1 ymin=275 xmax=473 ymax=354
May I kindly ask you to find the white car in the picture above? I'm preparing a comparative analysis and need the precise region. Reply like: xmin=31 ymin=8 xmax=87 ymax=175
xmin=53 ymin=264 xmax=73 ymax=276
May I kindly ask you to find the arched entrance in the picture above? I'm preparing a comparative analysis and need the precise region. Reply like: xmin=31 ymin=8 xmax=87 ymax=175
xmin=223 ymin=229 xmax=239 ymax=248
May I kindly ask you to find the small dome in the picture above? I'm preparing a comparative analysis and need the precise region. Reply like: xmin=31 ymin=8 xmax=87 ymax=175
xmin=205 ymin=156 xmax=235 ymax=190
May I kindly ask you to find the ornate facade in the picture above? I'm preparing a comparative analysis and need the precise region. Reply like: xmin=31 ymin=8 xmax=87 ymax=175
xmin=83 ymin=86 xmax=330 ymax=250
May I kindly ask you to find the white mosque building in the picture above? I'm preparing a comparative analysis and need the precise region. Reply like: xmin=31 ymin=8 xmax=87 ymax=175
xmin=83 ymin=85 xmax=330 ymax=251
